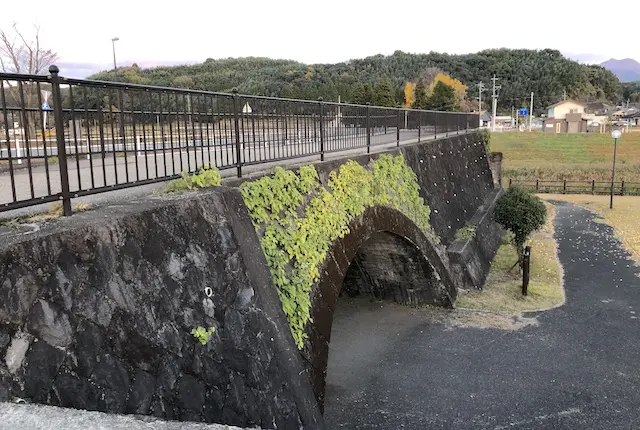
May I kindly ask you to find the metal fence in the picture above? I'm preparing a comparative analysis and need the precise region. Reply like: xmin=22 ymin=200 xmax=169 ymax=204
xmin=509 ymin=179 xmax=640 ymax=196
xmin=1 ymin=66 xmax=479 ymax=215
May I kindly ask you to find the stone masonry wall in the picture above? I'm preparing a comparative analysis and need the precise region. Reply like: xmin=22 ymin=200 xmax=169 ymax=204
xmin=0 ymin=188 xmax=323 ymax=429
xmin=298 ymin=132 xmax=495 ymax=248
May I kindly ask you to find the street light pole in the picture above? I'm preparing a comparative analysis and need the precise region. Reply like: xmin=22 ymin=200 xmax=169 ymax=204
xmin=111 ymin=37 xmax=120 ymax=70
xmin=610 ymin=129 xmax=622 ymax=209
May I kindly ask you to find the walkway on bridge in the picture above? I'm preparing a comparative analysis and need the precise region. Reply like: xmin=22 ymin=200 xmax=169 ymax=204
xmin=0 ymin=130 xmax=469 ymax=221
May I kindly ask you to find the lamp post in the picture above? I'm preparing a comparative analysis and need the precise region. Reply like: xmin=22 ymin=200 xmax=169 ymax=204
xmin=111 ymin=37 xmax=119 ymax=70
xmin=610 ymin=129 xmax=622 ymax=209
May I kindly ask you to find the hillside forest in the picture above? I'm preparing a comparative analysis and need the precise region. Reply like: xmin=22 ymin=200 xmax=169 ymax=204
xmin=89 ymin=49 xmax=623 ymax=115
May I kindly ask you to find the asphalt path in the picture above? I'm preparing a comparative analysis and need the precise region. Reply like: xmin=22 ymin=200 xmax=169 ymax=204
xmin=1 ymin=128 xmax=465 ymax=220
xmin=324 ymin=201 xmax=640 ymax=429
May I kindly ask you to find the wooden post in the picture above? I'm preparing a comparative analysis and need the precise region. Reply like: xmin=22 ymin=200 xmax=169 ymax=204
xmin=522 ymin=246 xmax=531 ymax=296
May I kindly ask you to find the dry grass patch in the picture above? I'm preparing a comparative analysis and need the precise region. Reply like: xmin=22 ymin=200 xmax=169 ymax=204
xmin=541 ymin=194 xmax=640 ymax=264
xmin=426 ymin=309 xmax=540 ymax=331
xmin=457 ymin=202 xmax=565 ymax=312
xmin=0 ymin=202 xmax=91 ymax=227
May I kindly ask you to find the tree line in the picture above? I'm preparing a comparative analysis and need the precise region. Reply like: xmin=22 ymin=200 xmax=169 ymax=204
xmin=87 ymin=49 xmax=623 ymax=115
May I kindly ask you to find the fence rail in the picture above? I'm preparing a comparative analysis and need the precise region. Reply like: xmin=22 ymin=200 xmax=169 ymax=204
xmin=509 ymin=179 xmax=640 ymax=196
xmin=1 ymin=66 xmax=479 ymax=215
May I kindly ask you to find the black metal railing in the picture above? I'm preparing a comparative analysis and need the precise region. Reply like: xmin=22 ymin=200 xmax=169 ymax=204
xmin=508 ymin=178 xmax=640 ymax=196
xmin=1 ymin=66 xmax=479 ymax=215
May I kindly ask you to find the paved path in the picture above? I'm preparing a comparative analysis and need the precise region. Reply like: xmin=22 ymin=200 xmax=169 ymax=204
xmin=324 ymin=201 xmax=640 ymax=429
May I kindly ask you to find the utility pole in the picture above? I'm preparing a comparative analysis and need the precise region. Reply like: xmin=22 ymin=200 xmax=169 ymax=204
xmin=491 ymin=75 xmax=500 ymax=131
xmin=111 ymin=37 xmax=119 ymax=70
xmin=529 ymin=92 xmax=534 ymax=132
xmin=477 ymin=82 xmax=485 ymax=127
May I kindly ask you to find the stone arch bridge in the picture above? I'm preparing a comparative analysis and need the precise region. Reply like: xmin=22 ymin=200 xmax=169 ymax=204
xmin=0 ymin=132 xmax=502 ymax=429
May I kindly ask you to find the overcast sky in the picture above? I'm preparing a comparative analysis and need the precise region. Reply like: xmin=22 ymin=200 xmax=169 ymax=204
xmin=2 ymin=0 xmax=637 ymax=78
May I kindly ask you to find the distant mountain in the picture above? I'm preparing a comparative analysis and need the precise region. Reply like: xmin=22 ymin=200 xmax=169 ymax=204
xmin=601 ymin=58 xmax=640 ymax=82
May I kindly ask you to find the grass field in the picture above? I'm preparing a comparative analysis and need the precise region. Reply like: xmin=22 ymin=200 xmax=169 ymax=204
xmin=541 ymin=194 xmax=640 ymax=264
xmin=491 ymin=131 xmax=640 ymax=183
xmin=457 ymin=202 xmax=564 ymax=312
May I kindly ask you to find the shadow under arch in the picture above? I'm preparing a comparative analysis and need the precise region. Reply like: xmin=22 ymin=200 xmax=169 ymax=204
xmin=302 ymin=205 xmax=457 ymax=410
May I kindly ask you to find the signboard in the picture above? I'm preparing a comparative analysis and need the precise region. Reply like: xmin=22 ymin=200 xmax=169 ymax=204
xmin=41 ymin=102 xmax=51 ymax=111
xmin=518 ymin=108 xmax=529 ymax=116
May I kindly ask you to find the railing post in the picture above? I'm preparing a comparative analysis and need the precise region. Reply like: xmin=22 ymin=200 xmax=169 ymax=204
xmin=621 ymin=180 xmax=625 ymax=196
xmin=49 ymin=65 xmax=72 ymax=216
xmin=536 ymin=179 xmax=539 ymax=192
xmin=366 ymin=102 xmax=371 ymax=154
xmin=396 ymin=107 xmax=401 ymax=147
xmin=232 ymin=88 xmax=242 ymax=177
xmin=592 ymin=179 xmax=595 ymax=194
xmin=445 ymin=113 xmax=449 ymax=137
xmin=318 ymin=97 xmax=325 ymax=161
xmin=417 ymin=111 xmax=422 ymax=143
xmin=563 ymin=179 xmax=567 ymax=194
xmin=434 ymin=111 xmax=437 ymax=139
xmin=457 ymin=114 xmax=460 ymax=135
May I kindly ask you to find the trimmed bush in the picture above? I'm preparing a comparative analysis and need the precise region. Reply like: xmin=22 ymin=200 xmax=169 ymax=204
xmin=494 ymin=186 xmax=546 ymax=265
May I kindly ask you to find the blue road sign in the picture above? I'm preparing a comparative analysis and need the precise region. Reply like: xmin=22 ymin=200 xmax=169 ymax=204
xmin=41 ymin=102 xmax=51 ymax=111
xmin=518 ymin=108 xmax=529 ymax=116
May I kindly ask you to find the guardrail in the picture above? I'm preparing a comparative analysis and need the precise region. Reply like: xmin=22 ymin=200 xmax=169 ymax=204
xmin=508 ymin=179 xmax=640 ymax=196
xmin=1 ymin=66 xmax=479 ymax=215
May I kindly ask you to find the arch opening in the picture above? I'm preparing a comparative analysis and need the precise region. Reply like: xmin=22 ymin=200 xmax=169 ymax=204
xmin=303 ymin=206 xmax=456 ymax=412
xmin=341 ymin=231 xmax=443 ymax=305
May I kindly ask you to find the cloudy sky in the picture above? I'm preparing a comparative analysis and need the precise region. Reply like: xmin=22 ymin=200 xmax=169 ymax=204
xmin=1 ymin=0 xmax=637 ymax=78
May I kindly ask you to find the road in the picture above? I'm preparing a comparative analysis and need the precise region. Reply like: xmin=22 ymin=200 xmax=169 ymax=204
xmin=1 ymin=127 xmax=466 ymax=220
xmin=324 ymin=201 xmax=640 ymax=429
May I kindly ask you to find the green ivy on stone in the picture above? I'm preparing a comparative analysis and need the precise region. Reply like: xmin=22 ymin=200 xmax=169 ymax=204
xmin=240 ymin=154 xmax=434 ymax=349
xmin=191 ymin=326 xmax=216 ymax=345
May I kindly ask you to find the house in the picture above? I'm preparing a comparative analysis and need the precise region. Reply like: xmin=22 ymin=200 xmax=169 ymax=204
xmin=480 ymin=112 xmax=491 ymax=127
xmin=622 ymin=111 xmax=640 ymax=127
xmin=583 ymin=113 xmax=608 ymax=133
xmin=543 ymin=100 xmax=588 ymax=133
xmin=494 ymin=116 xmax=513 ymax=127
xmin=585 ymin=102 xmax=612 ymax=115
xmin=482 ymin=114 xmax=513 ymax=129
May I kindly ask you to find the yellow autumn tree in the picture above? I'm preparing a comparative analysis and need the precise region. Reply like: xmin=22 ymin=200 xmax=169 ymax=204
xmin=305 ymin=66 xmax=314 ymax=80
xmin=427 ymin=73 xmax=467 ymax=103
xmin=403 ymin=81 xmax=416 ymax=108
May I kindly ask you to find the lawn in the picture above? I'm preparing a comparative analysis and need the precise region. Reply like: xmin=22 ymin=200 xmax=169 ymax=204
xmin=457 ymin=202 xmax=565 ymax=312
xmin=541 ymin=194 xmax=640 ymax=264
xmin=491 ymin=130 xmax=640 ymax=183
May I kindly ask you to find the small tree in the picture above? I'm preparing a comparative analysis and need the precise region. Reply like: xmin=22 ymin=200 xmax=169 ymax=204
xmin=404 ymin=81 xmax=416 ymax=108
xmin=0 ymin=23 xmax=58 ymax=74
xmin=426 ymin=81 xmax=459 ymax=111
xmin=373 ymin=79 xmax=395 ymax=107
xmin=412 ymin=79 xmax=428 ymax=109
xmin=493 ymin=186 xmax=547 ymax=267
xmin=351 ymin=82 xmax=374 ymax=105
